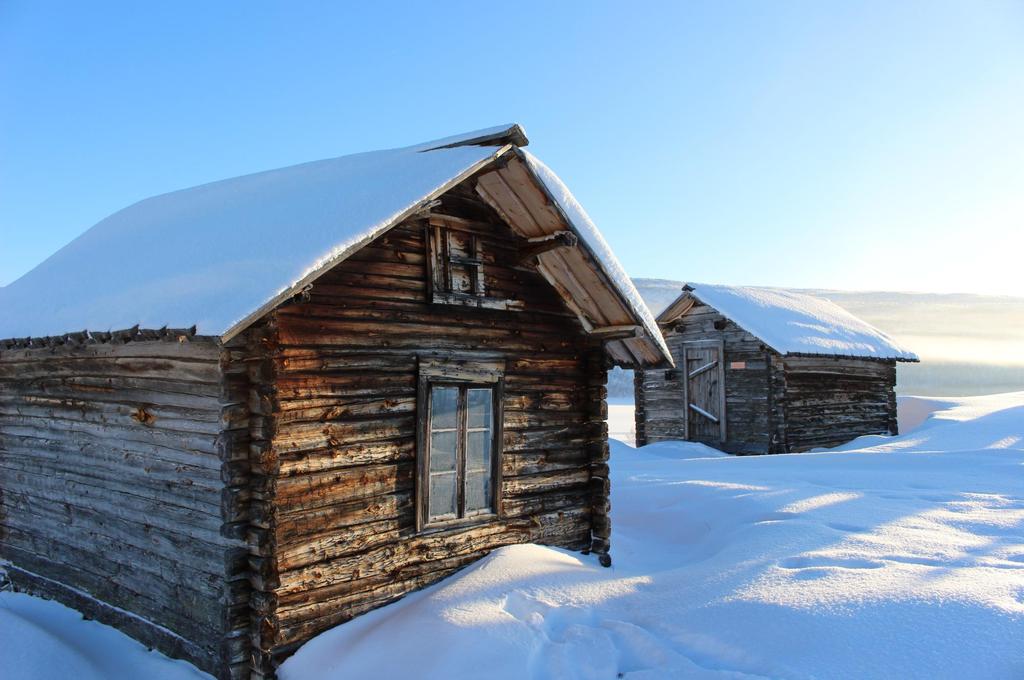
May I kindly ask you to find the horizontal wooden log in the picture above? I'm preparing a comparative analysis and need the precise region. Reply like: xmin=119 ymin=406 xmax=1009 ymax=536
xmin=0 ymin=355 xmax=221 ymax=383
xmin=274 ymin=396 xmax=415 ymax=425
xmin=0 ymin=467 xmax=225 ymax=539
xmin=503 ymin=467 xmax=591 ymax=496
xmin=273 ymin=438 xmax=415 ymax=477
xmin=0 ymin=413 xmax=219 ymax=455
xmin=1 ymin=430 xmax=220 ymax=471
xmin=0 ymin=398 xmax=224 ymax=435
xmin=0 ymin=442 xmax=221 ymax=492
xmin=1 ymin=540 xmax=224 ymax=639
xmin=0 ymin=337 xmax=218 ymax=362
xmin=267 ymin=492 xmax=413 ymax=540
xmin=269 ymin=414 xmax=415 ymax=455
xmin=2 ymin=511 xmax=224 ymax=597
xmin=0 ymin=452 xmax=221 ymax=510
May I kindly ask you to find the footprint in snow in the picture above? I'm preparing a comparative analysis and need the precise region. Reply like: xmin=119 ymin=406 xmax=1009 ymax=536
xmin=501 ymin=591 xmax=553 ymax=627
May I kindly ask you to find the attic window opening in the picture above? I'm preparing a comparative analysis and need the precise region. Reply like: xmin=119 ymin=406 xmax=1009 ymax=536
xmin=427 ymin=220 xmax=485 ymax=300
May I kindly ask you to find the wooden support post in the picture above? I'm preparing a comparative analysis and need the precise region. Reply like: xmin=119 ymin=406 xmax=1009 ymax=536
xmin=517 ymin=230 xmax=578 ymax=263
xmin=588 ymin=324 xmax=641 ymax=340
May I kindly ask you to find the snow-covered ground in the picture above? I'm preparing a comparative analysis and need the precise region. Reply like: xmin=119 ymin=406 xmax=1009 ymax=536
xmin=3 ymin=393 xmax=1023 ymax=679
xmin=0 ymin=590 xmax=208 ymax=680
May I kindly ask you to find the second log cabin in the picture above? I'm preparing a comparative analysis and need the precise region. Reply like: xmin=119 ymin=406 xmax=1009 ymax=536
xmin=0 ymin=124 xmax=670 ymax=679
xmin=635 ymin=283 xmax=917 ymax=453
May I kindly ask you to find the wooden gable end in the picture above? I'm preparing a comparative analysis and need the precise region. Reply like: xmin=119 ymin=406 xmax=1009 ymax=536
xmin=475 ymin=155 xmax=664 ymax=367
xmin=243 ymin=176 xmax=613 ymax=673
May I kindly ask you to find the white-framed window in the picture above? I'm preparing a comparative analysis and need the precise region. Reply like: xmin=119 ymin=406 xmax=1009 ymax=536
xmin=416 ymin=358 xmax=504 ymax=530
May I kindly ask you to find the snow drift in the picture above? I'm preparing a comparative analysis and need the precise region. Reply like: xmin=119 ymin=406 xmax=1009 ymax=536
xmin=280 ymin=392 xmax=1024 ymax=680
xmin=3 ymin=393 xmax=1022 ymax=679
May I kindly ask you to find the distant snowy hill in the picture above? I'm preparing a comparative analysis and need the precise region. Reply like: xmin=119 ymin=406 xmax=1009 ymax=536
xmin=613 ymin=279 xmax=1024 ymax=397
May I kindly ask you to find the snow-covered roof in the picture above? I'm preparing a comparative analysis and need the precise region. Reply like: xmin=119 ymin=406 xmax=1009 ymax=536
xmin=659 ymin=283 xmax=918 ymax=361
xmin=0 ymin=124 xmax=668 ymax=366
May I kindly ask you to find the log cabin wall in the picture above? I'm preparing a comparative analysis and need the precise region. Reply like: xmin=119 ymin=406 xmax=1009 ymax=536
xmin=246 ymin=182 xmax=610 ymax=674
xmin=0 ymin=337 xmax=245 ymax=676
xmin=778 ymin=356 xmax=898 ymax=452
xmin=633 ymin=364 xmax=683 ymax=445
xmin=636 ymin=302 xmax=773 ymax=454
xmin=633 ymin=367 xmax=651 ymax=446
xmin=768 ymin=353 xmax=788 ymax=453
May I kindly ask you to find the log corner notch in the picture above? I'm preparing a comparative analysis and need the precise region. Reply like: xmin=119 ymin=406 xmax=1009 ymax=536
xmin=0 ymin=325 xmax=199 ymax=352
xmin=584 ymin=347 xmax=613 ymax=568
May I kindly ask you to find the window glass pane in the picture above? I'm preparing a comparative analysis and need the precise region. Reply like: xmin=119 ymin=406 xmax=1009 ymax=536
xmin=466 ymin=389 xmax=492 ymax=429
xmin=465 ymin=429 xmax=492 ymax=514
xmin=430 ymin=431 xmax=457 ymax=473
xmin=465 ymin=430 xmax=492 ymax=473
xmin=430 ymin=386 xmax=458 ymax=430
xmin=429 ymin=471 xmax=457 ymax=519
xmin=465 ymin=471 xmax=491 ymax=514
xmin=423 ymin=382 xmax=498 ymax=524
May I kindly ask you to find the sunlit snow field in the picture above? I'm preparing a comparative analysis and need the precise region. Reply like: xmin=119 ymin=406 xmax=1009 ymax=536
xmin=3 ymin=393 xmax=1023 ymax=679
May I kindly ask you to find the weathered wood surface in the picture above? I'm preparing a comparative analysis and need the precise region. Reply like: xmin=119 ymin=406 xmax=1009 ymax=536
xmin=637 ymin=305 xmax=771 ymax=453
xmin=780 ymin=356 xmax=898 ymax=452
xmin=0 ymin=325 xmax=199 ymax=350
xmin=218 ymin=340 xmax=258 ymax=678
xmin=247 ymin=181 xmax=609 ymax=672
xmin=0 ymin=337 xmax=245 ymax=677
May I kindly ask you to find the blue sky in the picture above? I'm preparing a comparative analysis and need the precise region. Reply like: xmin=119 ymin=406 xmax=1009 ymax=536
xmin=2 ymin=1 xmax=1022 ymax=295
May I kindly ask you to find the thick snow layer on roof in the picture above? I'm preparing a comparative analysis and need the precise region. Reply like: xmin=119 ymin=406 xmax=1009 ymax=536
xmin=412 ymin=123 xmax=526 ymax=151
xmin=0 ymin=142 xmax=505 ymax=339
xmin=686 ymin=283 xmax=919 ymax=360
xmin=520 ymin=151 xmax=671 ymax=361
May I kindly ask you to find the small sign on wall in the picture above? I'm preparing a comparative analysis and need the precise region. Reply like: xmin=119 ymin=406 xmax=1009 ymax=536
xmin=729 ymin=361 xmax=747 ymax=370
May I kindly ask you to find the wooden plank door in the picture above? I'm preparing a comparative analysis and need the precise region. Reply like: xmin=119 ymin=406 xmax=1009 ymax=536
xmin=681 ymin=341 xmax=726 ymax=444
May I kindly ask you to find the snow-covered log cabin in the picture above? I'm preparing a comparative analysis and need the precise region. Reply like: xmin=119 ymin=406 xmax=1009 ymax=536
xmin=0 ymin=124 xmax=670 ymax=679
xmin=635 ymin=283 xmax=918 ymax=454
